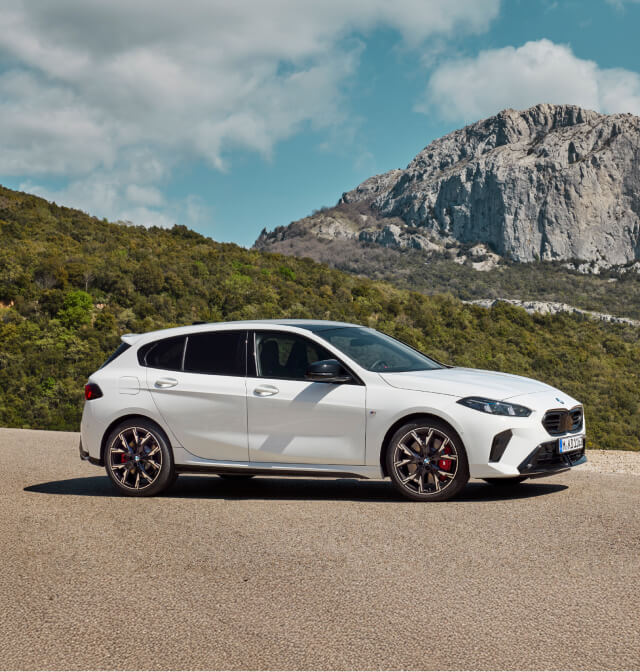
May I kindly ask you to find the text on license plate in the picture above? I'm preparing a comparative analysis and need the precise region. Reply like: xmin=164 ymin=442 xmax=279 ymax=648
xmin=559 ymin=435 xmax=584 ymax=453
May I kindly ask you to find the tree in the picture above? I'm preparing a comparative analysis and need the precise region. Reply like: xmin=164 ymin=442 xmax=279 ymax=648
xmin=57 ymin=290 xmax=93 ymax=329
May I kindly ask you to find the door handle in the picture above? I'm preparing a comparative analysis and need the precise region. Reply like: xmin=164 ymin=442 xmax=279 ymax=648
xmin=155 ymin=377 xmax=178 ymax=388
xmin=254 ymin=384 xmax=279 ymax=397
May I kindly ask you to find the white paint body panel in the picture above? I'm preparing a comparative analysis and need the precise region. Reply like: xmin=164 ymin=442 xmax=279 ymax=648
xmin=146 ymin=369 xmax=248 ymax=461
xmin=80 ymin=319 xmax=586 ymax=481
xmin=380 ymin=367 xmax=555 ymax=398
xmin=246 ymin=376 xmax=366 ymax=464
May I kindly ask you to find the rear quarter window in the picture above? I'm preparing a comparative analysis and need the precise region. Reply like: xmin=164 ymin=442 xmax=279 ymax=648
xmin=99 ymin=342 xmax=131 ymax=369
xmin=138 ymin=336 xmax=186 ymax=371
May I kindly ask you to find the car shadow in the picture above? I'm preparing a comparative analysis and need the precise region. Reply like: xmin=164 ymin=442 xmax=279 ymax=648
xmin=24 ymin=475 xmax=568 ymax=503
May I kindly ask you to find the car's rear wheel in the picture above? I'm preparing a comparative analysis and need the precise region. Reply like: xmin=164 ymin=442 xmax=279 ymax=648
xmin=386 ymin=419 xmax=469 ymax=501
xmin=105 ymin=419 xmax=175 ymax=497
xmin=483 ymin=476 xmax=528 ymax=486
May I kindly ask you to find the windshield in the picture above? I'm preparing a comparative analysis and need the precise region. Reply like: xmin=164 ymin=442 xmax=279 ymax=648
xmin=314 ymin=327 xmax=443 ymax=373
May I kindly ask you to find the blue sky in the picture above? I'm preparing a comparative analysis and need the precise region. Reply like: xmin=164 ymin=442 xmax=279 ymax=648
xmin=1 ymin=0 xmax=639 ymax=247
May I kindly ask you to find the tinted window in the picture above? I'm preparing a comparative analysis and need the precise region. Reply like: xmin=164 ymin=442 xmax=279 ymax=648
xmin=184 ymin=331 xmax=245 ymax=376
xmin=315 ymin=327 xmax=443 ymax=372
xmin=140 ymin=336 xmax=185 ymax=370
xmin=100 ymin=342 xmax=130 ymax=369
xmin=255 ymin=332 xmax=333 ymax=380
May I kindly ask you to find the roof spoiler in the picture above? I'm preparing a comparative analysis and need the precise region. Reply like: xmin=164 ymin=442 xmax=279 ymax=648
xmin=121 ymin=333 xmax=142 ymax=345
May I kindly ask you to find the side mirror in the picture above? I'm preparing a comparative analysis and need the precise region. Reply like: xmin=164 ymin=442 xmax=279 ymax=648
xmin=305 ymin=359 xmax=352 ymax=384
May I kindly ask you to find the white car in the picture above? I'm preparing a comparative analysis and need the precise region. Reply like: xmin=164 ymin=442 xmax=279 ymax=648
xmin=79 ymin=320 xmax=586 ymax=501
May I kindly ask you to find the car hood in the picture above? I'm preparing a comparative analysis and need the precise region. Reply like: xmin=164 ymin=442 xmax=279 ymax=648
xmin=379 ymin=367 xmax=557 ymax=400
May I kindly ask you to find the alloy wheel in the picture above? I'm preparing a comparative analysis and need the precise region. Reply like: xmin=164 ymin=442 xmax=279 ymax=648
xmin=108 ymin=426 xmax=163 ymax=491
xmin=391 ymin=426 xmax=459 ymax=496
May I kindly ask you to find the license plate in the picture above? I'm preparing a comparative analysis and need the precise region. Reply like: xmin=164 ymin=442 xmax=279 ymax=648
xmin=559 ymin=435 xmax=585 ymax=454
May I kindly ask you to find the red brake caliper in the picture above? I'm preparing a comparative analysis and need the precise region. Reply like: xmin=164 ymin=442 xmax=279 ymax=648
xmin=438 ymin=445 xmax=452 ymax=477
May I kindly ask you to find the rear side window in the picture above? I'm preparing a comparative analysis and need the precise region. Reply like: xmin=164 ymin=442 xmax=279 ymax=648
xmin=139 ymin=336 xmax=186 ymax=371
xmin=183 ymin=331 xmax=245 ymax=376
xmin=100 ymin=342 xmax=131 ymax=369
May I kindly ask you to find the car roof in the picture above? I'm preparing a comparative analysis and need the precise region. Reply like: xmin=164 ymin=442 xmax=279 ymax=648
xmin=121 ymin=319 xmax=363 ymax=345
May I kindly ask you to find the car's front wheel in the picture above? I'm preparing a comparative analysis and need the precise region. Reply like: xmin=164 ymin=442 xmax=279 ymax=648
xmin=386 ymin=419 xmax=469 ymax=502
xmin=105 ymin=419 xmax=175 ymax=497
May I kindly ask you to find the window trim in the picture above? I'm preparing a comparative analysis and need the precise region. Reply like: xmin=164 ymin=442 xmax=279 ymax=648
xmin=137 ymin=330 xmax=248 ymax=376
xmin=250 ymin=330 xmax=363 ymax=385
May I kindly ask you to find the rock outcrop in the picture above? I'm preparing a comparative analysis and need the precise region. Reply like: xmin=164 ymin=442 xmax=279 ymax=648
xmin=465 ymin=298 xmax=640 ymax=326
xmin=256 ymin=104 xmax=640 ymax=268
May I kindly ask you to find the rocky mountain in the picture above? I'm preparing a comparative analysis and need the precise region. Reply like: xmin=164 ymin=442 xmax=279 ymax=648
xmin=256 ymin=104 xmax=640 ymax=270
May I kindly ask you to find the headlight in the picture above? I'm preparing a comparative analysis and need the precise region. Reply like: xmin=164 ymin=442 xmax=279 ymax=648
xmin=457 ymin=396 xmax=532 ymax=417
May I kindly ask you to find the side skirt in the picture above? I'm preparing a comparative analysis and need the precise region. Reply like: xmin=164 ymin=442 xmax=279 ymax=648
xmin=172 ymin=447 xmax=383 ymax=480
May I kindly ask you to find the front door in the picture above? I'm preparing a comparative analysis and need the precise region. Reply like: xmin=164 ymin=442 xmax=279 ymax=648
xmin=247 ymin=331 xmax=366 ymax=465
xmin=146 ymin=330 xmax=248 ymax=461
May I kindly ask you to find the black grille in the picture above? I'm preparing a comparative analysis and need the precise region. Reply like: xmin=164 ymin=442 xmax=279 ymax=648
xmin=542 ymin=406 xmax=583 ymax=435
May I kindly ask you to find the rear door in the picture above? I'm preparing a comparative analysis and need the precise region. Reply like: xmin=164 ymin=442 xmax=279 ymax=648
xmin=145 ymin=330 xmax=249 ymax=461
xmin=247 ymin=330 xmax=366 ymax=465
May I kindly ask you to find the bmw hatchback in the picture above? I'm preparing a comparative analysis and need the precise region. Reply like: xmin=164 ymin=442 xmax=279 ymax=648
xmin=80 ymin=320 xmax=587 ymax=501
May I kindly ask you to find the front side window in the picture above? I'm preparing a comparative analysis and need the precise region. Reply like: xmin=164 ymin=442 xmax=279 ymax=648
xmin=255 ymin=332 xmax=334 ymax=380
xmin=183 ymin=331 xmax=246 ymax=376
xmin=313 ymin=326 xmax=443 ymax=373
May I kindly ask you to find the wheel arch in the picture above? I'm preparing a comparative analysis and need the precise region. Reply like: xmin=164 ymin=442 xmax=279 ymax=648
xmin=379 ymin=412 xmax=465 ymax=478
xmin=100 ymin=413 xmax=173 ymax=466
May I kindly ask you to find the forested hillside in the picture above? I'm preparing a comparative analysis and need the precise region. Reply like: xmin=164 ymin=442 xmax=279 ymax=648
xmin=0 ymin=185 xmax=638 ymax=450
xmin=256 ymin=215 xmax=640 ymax=320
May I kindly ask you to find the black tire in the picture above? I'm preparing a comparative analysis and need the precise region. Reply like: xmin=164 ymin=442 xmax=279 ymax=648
xmin=104 ymin=418 xmax=175 ymax=497
xmin=386 ymin=418 xmax=469 ymax=502
xmin=483 ymin=476 xmax=528 ymax=486
xmin=218 ymin=473 xmax=255 ymax=480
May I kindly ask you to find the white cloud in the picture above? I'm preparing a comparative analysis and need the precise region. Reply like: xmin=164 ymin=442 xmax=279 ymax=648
xmin=0 ymin=0 xmax=499 ymax=227
xmin=20 ymin=171 xmax=198 ymax=231
xmin=125 ymin=184 xmax=165 ymax=208
xmin=421 ymin=39 xmax=640 ymax=123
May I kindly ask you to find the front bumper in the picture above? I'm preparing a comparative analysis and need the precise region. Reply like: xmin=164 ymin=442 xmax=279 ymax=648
xmin=518 ymin=440 xmax=587 ymax=477
xmin=460 ymin=388 xmax=587 ymax=478
xmin=79 ymin=438 xmax=102 ymax=466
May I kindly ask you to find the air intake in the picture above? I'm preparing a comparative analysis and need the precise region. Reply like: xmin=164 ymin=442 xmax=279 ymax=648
xmin=489 ymin=430 xmax=512 ymax=462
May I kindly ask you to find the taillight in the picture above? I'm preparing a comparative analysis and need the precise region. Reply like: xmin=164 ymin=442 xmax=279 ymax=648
xmin=84 ymin=383 xmax=103 ymax=400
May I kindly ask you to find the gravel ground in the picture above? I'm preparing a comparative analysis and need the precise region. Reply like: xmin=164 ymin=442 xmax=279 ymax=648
xmin=0 ymin=428 xmax=639 ymax=670
xmin=583 ymin=449 xmax=640 ymax=475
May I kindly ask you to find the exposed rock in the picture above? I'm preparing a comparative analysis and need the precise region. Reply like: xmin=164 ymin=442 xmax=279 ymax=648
xmin=344 ymin=104 xmax=640 ymax=265
xmin=257 ymin=104 xmax=640 ymax=269
xmin=617 ymin=261 xmax=640 ymax=274
xmin=255 ymin=210 xmax=445 ymax=255
xmin=341 ymin=169 xmax=404 ymax=203
xmin=357 ymin=223 xmax=442 ymax=252
xmin=466 ymin=298 xmax=640 ymax=326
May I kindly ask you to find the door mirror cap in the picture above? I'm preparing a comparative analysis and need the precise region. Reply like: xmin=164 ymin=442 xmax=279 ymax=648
xmin=305 ymin=359 xmax=352 ymax=383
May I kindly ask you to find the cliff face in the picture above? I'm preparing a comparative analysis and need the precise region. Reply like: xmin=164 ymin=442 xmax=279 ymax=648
xmin=257 ymin=104 xmax=640 ymax=267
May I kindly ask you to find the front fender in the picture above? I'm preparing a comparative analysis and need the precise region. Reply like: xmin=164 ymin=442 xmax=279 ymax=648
xmin=365 ymin=386 xmax=466 ymax=466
